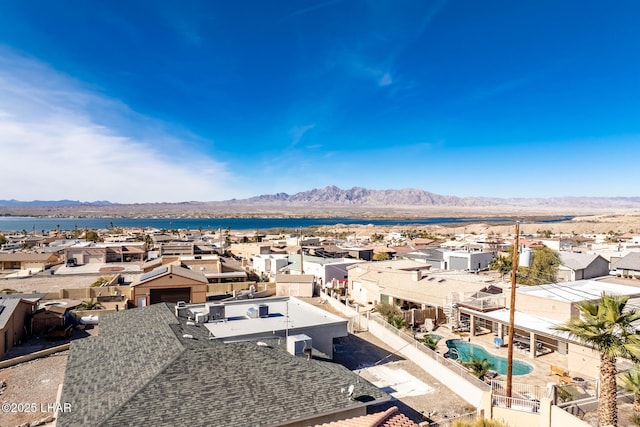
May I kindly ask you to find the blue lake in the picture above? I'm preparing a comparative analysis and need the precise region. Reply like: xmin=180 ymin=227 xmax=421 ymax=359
xmin=0 ymin=215 xmax=573 ymax=233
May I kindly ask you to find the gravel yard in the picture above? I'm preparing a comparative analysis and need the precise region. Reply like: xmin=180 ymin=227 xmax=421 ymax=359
xmin=304 ymin=297 xmax=475 ymax=425
xmin=0 ymin=271 xmax=114 ymax=294
xmin=0 ymin=352 xmax=68 ymax=427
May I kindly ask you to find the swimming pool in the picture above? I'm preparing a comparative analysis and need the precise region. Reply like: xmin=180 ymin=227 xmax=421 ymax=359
xmin=445 ymin=339 xmax=533 ymax=375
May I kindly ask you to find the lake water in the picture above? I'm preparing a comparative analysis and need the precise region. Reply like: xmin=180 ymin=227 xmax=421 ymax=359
xmin=0 ymin=215 xmax=573 ymax=233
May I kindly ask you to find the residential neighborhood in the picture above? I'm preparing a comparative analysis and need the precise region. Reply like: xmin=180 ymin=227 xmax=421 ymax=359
xmin=3 ymin=223 xmax=640 ymax=426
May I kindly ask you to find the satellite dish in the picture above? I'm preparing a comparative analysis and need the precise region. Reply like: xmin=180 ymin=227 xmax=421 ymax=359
xmin=347 ymin=384 xmax=355 ymax=399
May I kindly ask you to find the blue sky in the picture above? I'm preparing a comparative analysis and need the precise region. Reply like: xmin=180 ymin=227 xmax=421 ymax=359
xmin=1 ymin=1 xmax=639 ymax=203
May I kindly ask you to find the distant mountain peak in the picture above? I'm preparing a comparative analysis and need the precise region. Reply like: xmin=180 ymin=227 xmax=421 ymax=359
xmin=244 ymin=186 xmax=474 ymax=206
xmin=0 ymin=199 xmax=113 ymax=207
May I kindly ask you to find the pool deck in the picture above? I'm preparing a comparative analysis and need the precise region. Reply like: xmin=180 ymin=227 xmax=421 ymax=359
xmin=421 ymin=326 xmax=582 ymax=389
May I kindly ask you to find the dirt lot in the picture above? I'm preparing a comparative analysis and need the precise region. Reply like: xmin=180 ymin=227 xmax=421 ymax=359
xmin=304 ymin=297 xmax=475 ymax=424
xmin=0 ymin=271 xmax=105 ymax=294
xmin=0 ymin=352 xmax=68 ymax=427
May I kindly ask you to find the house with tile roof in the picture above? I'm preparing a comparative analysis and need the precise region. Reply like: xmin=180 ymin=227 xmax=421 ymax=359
xmin=58 ymin=302 xmax=388 ymax=426
xmin=314 ymin=406 xmax=419 ymax=427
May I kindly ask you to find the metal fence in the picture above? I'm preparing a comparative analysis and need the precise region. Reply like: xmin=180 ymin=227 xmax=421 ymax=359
xmin=366 ymin=311 xmax=491 ymax=390
xmin=492 ymin=395 xmax=541 ymax=413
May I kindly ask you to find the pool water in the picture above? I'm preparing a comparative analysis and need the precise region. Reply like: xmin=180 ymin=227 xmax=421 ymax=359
xmin=445 ymin=339 xmax=533 ymax=375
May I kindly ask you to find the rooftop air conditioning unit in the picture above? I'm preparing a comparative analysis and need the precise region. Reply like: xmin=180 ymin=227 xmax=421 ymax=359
xmin=247 ymin=305 xmax=260 ymax=319
xmin=258 ymin=304 xmax=269 ymax=318
xmin=195 ymin=312 xmax=208 ymax=324
xmin=208 ymin=303 xmax=225 ymax=322
xmin=287 ymin=334 xmax=312 ymax=357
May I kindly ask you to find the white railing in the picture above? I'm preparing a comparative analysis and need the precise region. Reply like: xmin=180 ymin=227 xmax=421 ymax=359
xmin=492 ymin=395 xmax=540 ymax=413
xmin=367 ymin=312 xmax=490 ymax=390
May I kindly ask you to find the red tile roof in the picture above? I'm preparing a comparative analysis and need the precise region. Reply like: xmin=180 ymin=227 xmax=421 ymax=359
xmin=314 ymin=406 xmax=419 ymax=427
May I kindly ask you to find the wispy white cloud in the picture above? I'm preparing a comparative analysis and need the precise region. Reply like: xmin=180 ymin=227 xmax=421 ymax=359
xmin=285 ymin=0 xmax=344 ymax=19
xmin=290 ymin=124 xmax=315 ymax=146
xmin=0 ymin=48 xmax=238 ymax=203
xmin=378 ymin=72 xmax=393 ymax=87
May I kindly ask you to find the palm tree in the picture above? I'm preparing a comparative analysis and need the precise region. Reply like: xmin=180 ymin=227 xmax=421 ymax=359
xmin=77 ymin=299 xmax=104 ymax=311
xmin=421 ymin=334 xmax=440 ymax=351
xmin=463 ymin=357 xmax=492 ymax=379
xmin=618 ymin=368 xmax=640 ymax=422
xmin=489 ymin=254 xmax=512 ymax=280
xmin=554 ymin=293 xmax=640 ymax=427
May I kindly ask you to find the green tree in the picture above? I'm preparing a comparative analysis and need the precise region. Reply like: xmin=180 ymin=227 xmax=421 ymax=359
xmin=554 ymin=294 xmax=640 ymax=427
xmin=374 ymin=301 xmax=407 ymax=330
xmin=463 ymin=357 xmax=492 ymax=379
xmin=618 ymin=368 xmax=640 ymax=422
xmin=90 ymin=276 xmax=109 ymax=287
xmin=370 ymin=233 xmax=385 ymax=243
xmin=224 ymin=226 xmax=231 ymax=246
xmin=421 ymin=334 xmax=441 ymax=351
xmin=77 ymin=299 xmax=104 ymax=311
xmin=373 ymin=252 xmax=391 ymax=261
xmin=537 ymin=229 xmax=553 ymax=238
xmin=489 ymin=253 xmax=512 ymax=280
xmin=85 ymin=230 xmax=100 ymax=242
xmin=0 ymin=234 xmax=7 ymax=245
xmin=519 ymin=246 xmax=561 ymax=285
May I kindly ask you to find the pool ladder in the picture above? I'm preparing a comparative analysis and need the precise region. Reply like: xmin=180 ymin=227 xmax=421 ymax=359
xmin=448 ymin=347 xmax=460 ymax=360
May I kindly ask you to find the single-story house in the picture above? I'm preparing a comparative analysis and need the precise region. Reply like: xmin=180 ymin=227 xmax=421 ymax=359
xmin=0 ymin=253 xmax=60 ymax=271
xmin=275 ymin=274 xmax=315 ymax=297
xmin=557 ymin=252 xmax=610 ymax=281
xmin=0 ymin=293 xmax=45 ymax=358
xmin=131 ymin=264 xmax=208 ymax=307
xmin=58 ymin=302 xmax=387 ymax=426
xmin=612 ymin=252 xmax=640 ymax=278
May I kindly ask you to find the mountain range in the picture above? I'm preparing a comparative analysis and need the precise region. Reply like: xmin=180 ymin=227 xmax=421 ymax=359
xmin=2 ymin=186 xmax=640 ymax=213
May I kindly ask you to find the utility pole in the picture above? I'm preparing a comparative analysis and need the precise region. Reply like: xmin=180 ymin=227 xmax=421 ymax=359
xmin=299 ymin=228 xmax=304 ymax=275
xmin=506 ymin=221 xmax=520 ymax=399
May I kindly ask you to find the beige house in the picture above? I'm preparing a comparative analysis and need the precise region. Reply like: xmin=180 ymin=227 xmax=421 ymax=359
xmin=65 ymin=242 xmax=146 ymax=264
xmin=131 ymin=264 xmax=208 ymax=307
xmin=275 ymin=274 xmax=315 ymax=297
xmin=0 ymin=253 xmax=60 ymax=271
xmin=347 ymin=260 xmax=491 ymax=324
xmin=0 ymin=293 xmax=43 ymax=358
xmin=457 ymin=280 xmax=640 ymax=379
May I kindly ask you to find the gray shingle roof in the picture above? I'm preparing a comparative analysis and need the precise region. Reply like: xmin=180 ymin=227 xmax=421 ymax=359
xmin=0 ymin=298 xmax=21 ymax=330
xmin=58 ymin=304 xmax=387 ymax=427
xmin=614 ymin=252 xmax=640 ymax=271
xmin=559 ymin=252 xmax=601 ymax=271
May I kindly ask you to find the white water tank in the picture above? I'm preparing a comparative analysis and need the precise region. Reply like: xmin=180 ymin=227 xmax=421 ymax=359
xmin=519 ymin=247 xmax=533 ymax=268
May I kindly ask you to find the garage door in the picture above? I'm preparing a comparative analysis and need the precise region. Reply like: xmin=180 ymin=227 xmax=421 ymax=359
xmin=86 ymin=255 xmax=103 ymax=263
xmin=150 ymin=288 xmax=191 ymax=304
